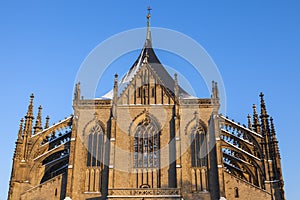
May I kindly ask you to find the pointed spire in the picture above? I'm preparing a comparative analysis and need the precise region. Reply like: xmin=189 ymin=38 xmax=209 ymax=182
xmin=260 ymin=92 xmax=269 ymax=117
xmin=22 ymin=94 xmax=35 ymax=160
xmin=143 ymin=6 xmax=152 ymax=49
xmin=260 ymin=92 xmax=271 ymax=140
xmin=45 ymin=115 xmax=50 ymax=129
xmin=270 ymin=117 xmax=285 ymax=198
xmin=18 ymin=118 xmax=24 ymax=140
xmin=252 ymin=104 xmax=261 ymax=134
xmin=34 ymin=105 xmax=43 ymax=134
xmin=270 ymin=117 xmax=276 ymax=138
xmin=24 ymin=94 xmax=35 ymax=138
xmin=247 ymin=114 xmax=253 ymax=130
xmin=146 ymin=6 xmax=152 ymax=42
xmin=270 ymin=117 xmax=279 ymax=154
xmin=26 ymin=94 xmax=34 ymax=118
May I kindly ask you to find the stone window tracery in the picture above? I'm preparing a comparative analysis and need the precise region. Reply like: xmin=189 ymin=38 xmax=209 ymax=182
xmin=86 ymin=124 xmax=104 ymax=167
xmin=134 ymin=117 xmax=160 ymax=168
xmin=191 ymin=124 xmax=207 ymax=167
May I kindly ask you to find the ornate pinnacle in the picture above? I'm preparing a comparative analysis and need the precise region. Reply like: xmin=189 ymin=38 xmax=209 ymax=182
xmin=252 ymin=104 xmax=261 ymax=134
xmin=45 ymin=115 xmax=50 ymax=129
xmin=212 ymin=81 xmax=215 ymax=98
xmin=215 ymin=82 xmax=219 ymax=99
xmin=270 ymin=117 xmax=280 ymax=159
xmin=260 ymin=92 xmax=269 ymax=117
xmin=247 ymin=114 xmax=252 ymax=130
xmin=259 ymin=93 xmax=272 ymax=144
xmin=18 ymin=118 xmax=24 ymax=140
xmin=26 ymin=93 xmax=34 ymax=118
xmin=34 ymin=105 xmax=43 ymax=134
xmin=253 ymin=104 xmax=258 ymax=120
xmin=23 ymin=94 xmax=35 ymax=138
xmin=74 ymin=82 xmax=81 ymax=101
xmin=270 ymin=117 xmax=278 ymax=141
xmin=211 ymin=81 xmax=219 ymax=99
xmin=114 ymin=74 xmax=118 ymax=87
xmin=113 ymin=74 xmax=119 ymax=101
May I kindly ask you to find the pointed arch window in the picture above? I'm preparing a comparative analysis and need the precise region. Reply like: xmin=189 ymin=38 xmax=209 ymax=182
xmin=191 ymin=124 xmax=207 ymax=167
xmin=86 ymin=124 xmax=104 ymax=167
xmin=134 ymin=117 xmax=160 ymax=168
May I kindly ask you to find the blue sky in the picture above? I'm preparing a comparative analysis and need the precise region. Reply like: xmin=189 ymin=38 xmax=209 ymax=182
xmin=0 ymin=1 xmax=299 ymax=199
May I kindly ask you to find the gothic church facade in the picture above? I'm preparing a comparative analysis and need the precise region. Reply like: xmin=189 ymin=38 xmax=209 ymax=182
xmin=8 ymin=12 xmax=285 ymax=200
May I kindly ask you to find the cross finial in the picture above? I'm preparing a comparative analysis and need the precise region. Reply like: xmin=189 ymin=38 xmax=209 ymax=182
xmin=146 ymin=6 xmax=152 ymax=42
xmin=146 ymin=6 xmax=152 ymax=22
xmin=147 ymin=6 xmax=152 ymax=17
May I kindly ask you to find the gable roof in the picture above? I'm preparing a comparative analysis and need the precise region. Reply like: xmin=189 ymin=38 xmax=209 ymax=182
xmin=102 ymin=13 xmax=194 ymax=100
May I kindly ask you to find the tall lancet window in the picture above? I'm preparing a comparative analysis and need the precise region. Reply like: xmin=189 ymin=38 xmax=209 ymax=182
xmin=191 ymin=124 xmax=207 ymax=167
xmin=86 ymin=124 xmax=104 ymax=167
xmin=134 ymin=117 xmax=160 ymax=168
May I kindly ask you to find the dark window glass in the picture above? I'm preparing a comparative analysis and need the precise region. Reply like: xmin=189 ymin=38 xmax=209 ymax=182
xmin=86 ymin=124 xmax=104 ymax=167
xmin=191 ymin=125 xmax=207 ymax=167
xmin=134 ymin=118 xmax=160 ymax=168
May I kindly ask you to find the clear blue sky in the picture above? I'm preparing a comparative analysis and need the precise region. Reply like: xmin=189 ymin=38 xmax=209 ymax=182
xmin=0 ymin=1 xmax=299 ymax=199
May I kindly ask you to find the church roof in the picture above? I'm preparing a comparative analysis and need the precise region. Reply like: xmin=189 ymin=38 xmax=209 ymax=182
xmin=102 ymin=10 xmax=194 ymax=100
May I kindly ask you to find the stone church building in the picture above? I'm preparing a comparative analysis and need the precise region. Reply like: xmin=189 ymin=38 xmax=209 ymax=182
xmin=8 ymin=10 xmax=285 ymax=200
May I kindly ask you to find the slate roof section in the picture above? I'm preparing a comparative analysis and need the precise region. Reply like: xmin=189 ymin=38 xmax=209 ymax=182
xmin=102 ymin=37 xmax=194 ymax=100
xmin=102 ymin=11 xmax=194 ymax=100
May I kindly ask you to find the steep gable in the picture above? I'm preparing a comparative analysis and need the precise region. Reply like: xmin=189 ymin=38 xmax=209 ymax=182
xmin=118 ymin=60 xmax=176 ymax=105
xmin=102 ymin=36 xmax=194 ymax=103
